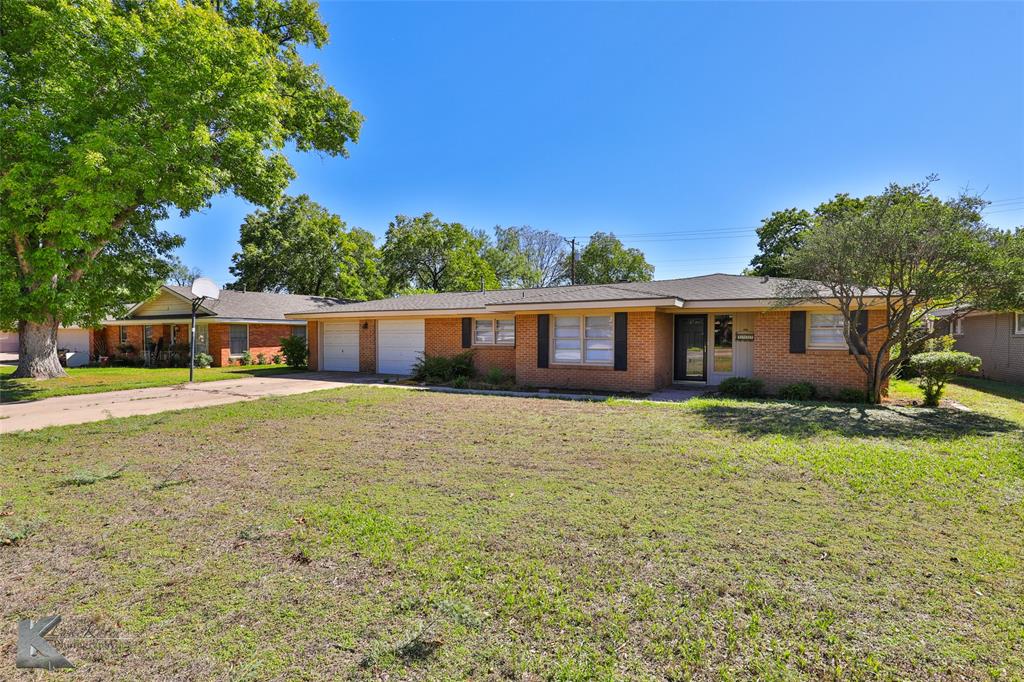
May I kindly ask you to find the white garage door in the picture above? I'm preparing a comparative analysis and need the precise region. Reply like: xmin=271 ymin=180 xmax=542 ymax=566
xmin=58 ymin=328 xmax=91 ymax=367
xmin=322 ymin=321 xmax=360 ymax=372
xmin=377 ymin=319 xmax=424 ymax=375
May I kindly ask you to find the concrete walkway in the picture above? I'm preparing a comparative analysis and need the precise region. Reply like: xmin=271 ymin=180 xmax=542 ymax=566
xmin=0 ymin=373 xmax=401 ymax=432
xmin=1 ymin=373 xmax=706 ymax=433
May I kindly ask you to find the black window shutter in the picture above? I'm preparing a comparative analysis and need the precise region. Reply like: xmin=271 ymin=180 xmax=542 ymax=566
xmin=613 ymin=312 xmax=627 ymax=371
xmin=461 ymin=317 xmax=472 ymax=348
xmin=537 ymin=314 xmax=550 ymax=368
xmin=850 ymin=310 xmax=868 ymax=355
xmin=789 ymin=311 xmax=806 ymax=354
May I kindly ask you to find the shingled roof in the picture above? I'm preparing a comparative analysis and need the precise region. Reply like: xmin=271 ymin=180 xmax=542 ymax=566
xmin=153 ymin=286 xmax=348 ymax=321
xmin=285 ymin=273 xmax=856 ymax=317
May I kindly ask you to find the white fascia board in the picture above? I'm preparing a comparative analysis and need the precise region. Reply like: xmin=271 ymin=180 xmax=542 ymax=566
xmin=681 ymin=298 xmax=886 ymax=309
xmin=483 ymin=297 xmax=682 ymax=312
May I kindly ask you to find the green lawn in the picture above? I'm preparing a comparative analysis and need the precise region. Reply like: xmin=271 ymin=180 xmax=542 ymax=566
xmin=1 ymin=381 xmax=1021 ymax=679
xmin=0 ymin=364 xmax=296 ymax=403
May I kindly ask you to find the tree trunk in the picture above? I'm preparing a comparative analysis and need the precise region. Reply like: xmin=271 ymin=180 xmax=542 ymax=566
xmin=12 ymin=318 xmax=67 ymax=379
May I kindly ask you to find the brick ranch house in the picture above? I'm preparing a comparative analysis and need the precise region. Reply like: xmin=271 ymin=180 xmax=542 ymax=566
xmin=285 ymin=273 xmax=889 ymax=395
xmin=95 ymin=285 xmax=343 ymax=367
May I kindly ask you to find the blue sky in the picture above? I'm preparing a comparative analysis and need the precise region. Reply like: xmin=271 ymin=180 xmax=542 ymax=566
xmin=165 ymin=1 xmax=1024 ymax=286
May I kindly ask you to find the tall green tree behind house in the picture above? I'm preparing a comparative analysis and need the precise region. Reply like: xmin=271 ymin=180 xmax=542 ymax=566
xmin=167 ymin=257 xmax=203 ymax=287
xmin=747 ymin=208 xmax=813 ymax=277
xmin=0 ymin=0 xmax=362 ymax=378
xmin=483 ymin=225 xmax=569 ymax=288
xmin=776 ymin=179 xmax=1017 ymax=403
xmin=380 ymin=213 xmax=498 ymax=293
xmin=229 ymin=195 xmax=384 ymax=300
xmin=573 ymin=232 xmax=655 ymax=284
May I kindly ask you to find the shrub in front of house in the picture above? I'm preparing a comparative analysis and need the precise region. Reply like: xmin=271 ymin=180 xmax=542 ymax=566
xmin=835 ymin=388 xmax=868 ymax=403
xmin=272 ymin=354 xmax=282 ymax=365
xmin=718 ymin=377 xmax=764 ymax=398
xmin=779 ymin=381 xmax=817 ymax=401
xmin=194 ymin=352 xmax=213 ymax=369
xmin=279 ymin=336 xmax=308 ymax=369
xmin=256 ymin=353 xmax=267 ymax=365
xmin=482 ymin=366 xmax=510 ymax=386
xmin=411 ymin=352 xmax=475 ymax=383
xmin=908 ymin=351 xmax=982 ymax=407
xmin=240 ymin=351 xmax=252 ymax=366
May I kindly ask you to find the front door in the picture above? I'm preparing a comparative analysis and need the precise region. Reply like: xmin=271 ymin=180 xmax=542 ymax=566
xmin=674 ymin=314 xmax=707 ymax=382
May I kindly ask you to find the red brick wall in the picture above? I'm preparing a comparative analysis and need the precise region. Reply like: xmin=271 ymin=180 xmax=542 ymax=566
xmin=653 ymin=312 xmax=674 ymax=388
xmin=514 ymin=311 xmax=662 ymax=393
xmin=307 ymin=321 xmax=320 ymax=371
xmin=208 ymin=323 xmax=295 ymax=366
xmin=424 ymin=317 xmax=516 ymax=376
xmin=752 ymin=309 xmax=888 ymax=395
xmin=359 ymin=319 xmax=377 ymax=373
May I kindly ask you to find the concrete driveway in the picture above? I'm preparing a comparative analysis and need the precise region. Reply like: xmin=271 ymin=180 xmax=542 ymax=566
xmin=0 ymin=372 xmax=401 ymax=432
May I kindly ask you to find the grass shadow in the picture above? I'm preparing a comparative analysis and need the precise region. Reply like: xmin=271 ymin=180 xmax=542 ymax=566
xmin=953 ymin=377 xmax=1024 ymax=403
xmin=692 ymin=400 xmax=1020 ymax=440
xmin=0 ymin=379 xmax=43 ymax=403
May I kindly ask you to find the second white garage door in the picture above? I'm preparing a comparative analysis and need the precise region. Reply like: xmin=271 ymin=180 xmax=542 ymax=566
xmin=377 ymin=319 xmax=424 ymax=375
xmin=322 ymin=321 xmax=359 ymax=371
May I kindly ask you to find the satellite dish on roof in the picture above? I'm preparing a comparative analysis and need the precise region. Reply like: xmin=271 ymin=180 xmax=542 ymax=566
xmin=190 ymin=277 xmax=220 ymax=301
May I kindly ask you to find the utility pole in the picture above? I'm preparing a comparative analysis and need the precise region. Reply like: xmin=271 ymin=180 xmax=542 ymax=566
xmin=564 ymin=237 xmax=577 ymax=285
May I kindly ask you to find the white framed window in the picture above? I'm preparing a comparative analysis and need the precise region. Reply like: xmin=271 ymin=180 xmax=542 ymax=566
xmin=552 ymin=315 xmax=613 ymax=365
xmin=808 ymin=313 xmax=846 ymax=349
xmin=951 ymin=318 xmax=964 ymax=336
xmin=1015 ymin=313 xmax=1024 ymax=335
xmin=473 ymin=318 xmax=514 ymax=345
xmin=229 ymin=324 xmax=249 ymax=356
xmin=119 ymin=326 xmax=128 ymax=344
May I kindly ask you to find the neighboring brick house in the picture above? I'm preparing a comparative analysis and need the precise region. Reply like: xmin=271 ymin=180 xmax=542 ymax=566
xmin=96 ymin=286 xmax=344 ymax=367
xmin=935 ymin=309 xmax=1024 ymax=384
xmin=286 ymin=274 xmax=890 ymax=396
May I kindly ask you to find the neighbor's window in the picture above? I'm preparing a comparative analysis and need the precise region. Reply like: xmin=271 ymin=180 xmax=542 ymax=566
xmin=292 ymin=325 xmax=307 ymax=341
xmin=951 ymin=318 xmax=964 ymax=336
xmin=808 ymin=313 xmax=846 ymax=349
xmin=119 ymin=326 xmax=128 ymax=344
xmin=1015 ymin=313 xmax=1024 ymax=335
xmin=552 ymin=315 xmax=613 ymax=365
xmin=714 ymin=314 xmax=733 ymax=373
xmin=229 ymin=325 xmax=249 ymax=355
xmin=474 ymin=318 xmax=514 ymax=345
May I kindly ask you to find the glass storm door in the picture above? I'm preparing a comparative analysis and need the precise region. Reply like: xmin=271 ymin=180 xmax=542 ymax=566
xmin=674 ymin=315 xmax=707 ymax=382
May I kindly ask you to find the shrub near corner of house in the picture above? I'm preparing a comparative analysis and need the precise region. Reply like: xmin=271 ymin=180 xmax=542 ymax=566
xmin=411 ymin=351 xmax=476 ymax=383
xmin=279 ymin=336 xmax=308 ymax=369
xmin=718 ymin=377 xmax=764 ymax=398
xmin=908 ymin=351 xmax=982 ymax=407
xmin=194 ymin=352 xmax=213 ymax=369
xmin=779 ymin=381 xmax=818 ymax=401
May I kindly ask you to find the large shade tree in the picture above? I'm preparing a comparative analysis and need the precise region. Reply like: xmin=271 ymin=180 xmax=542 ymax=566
xmin=380 ymin=213 xmax=498 ymax=293
xmin=229 ymin=195 xmax=384 ymax=300
xmin=747 ymin=208 xmax=812 ymax=277
xmin=573 ymin=232 xmax=654 ymax=284
xmin=483 ymin=225 xmax=569 ymax=288
xmin=1 ymin=0 xmax=362 ymax=377
xmin=777 ymin=180 xmax=1020 ymax=403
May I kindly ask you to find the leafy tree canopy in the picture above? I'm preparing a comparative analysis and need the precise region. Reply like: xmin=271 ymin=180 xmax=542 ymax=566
xmin=747 ymin=208 xmax=812 ymax=277
xmin=380 ymin=213 xmax=498 ymax=293
xmin=167 ymin=256 xmax=203 ymax=287
xmin=573 ymin=232 xmax=655 ymax=284
xmin=1 ymin=0 xmax=361 ymax=377
xmin=776 ymin=178 xmax=1017 ymax=403
xmin=228 ymin=195 xmax=384 ymax=300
